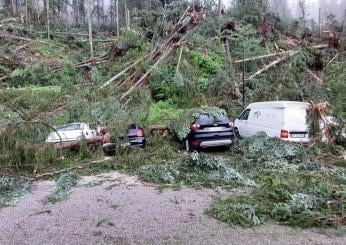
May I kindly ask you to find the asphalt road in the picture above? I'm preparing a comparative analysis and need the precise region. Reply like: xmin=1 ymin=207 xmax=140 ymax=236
xmin=0 ymin=172 xmax=345 ymax=245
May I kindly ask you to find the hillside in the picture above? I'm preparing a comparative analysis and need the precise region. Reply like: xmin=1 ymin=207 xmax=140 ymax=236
xmin=0 ymin=0 xmax=345 ymax=235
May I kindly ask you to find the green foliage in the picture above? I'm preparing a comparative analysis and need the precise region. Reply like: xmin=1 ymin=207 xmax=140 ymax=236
xmin=9 ymin=63 xmax=49 ymax=87
xmin=48 ymin=66 xmax=84 ymax=90
xmin=0 ymin=86 xmax=64 ymax=118
xmin=209 ymin=172 xmax=344 ymax=228
xmin=209 ymin=201 xmax=261 ymax=228
xmin=147 ymin=101 xmax=184 ymax=125
xmin=229 ymin=133 xmax=307 ymax=173
xmin=180 ymin=152 xmax=256 ymax=188
xmin=230 ymin=25 xmax=269 ymax=63
xmin=324 ymin=61 xmax=346 ymax=126
xmin=181 ymin=151 xmax=222 ymax=171
xmin=231 ymin=0 xmax=269 ymax=26
xmin=173 ymin=107 xmax=227 ymax=140
xmin=291 ymin=50 xmax=313 ymax=72
xmin=149 ymin=66 xmax=182 ymax=101
xmin=138 ymin=164 xmax=176 ymax=184
xmin=0 ymin=124 xmax=57 ymax=173
xmin=188 ymin=50 xmax=223 ymax=77
xmin=46 ymin=172 xmax=78 ymax=203
xmin=0 ymin=176 xmax=31 ymax=207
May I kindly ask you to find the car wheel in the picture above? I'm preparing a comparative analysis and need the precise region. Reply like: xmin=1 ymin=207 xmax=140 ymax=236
xmin=185 ymin=139 xmax=191 ymax=152
xmin=234 ymin=127 xmax=241 ymax=139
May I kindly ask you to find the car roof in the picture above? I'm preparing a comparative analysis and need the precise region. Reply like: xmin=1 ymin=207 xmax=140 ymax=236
xmin=56 ymin=123 xmax=85 ymax=128
xmin=247 ymin=101 xmax=310 ymax=109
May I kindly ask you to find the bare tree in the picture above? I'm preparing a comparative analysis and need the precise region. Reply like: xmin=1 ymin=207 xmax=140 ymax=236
xmin=298 ymin=0 xmax=307 ymax=32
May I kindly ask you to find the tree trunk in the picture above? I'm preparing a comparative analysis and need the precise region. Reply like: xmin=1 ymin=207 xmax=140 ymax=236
xmin=11 ymin=0 xmax=16 ymax=15
xmin=124 ymin=2 xmax=127 ymax=29
xmin=127 ymin=9 xmax=130 ymax=29
xmin=35 ymin=0 xmax=40 ymax=25
xmin=25 ymin=0 xmax=28 ymax=26
xmin=218 ymin=0 xmax=222 ymax=32
xmin=45 ymin=0 xmax=50 ymax=39
xmin=88 ymin=0 xmax=94 ymax=59
xmin=116 ymin=0 xmax=119 ymax=36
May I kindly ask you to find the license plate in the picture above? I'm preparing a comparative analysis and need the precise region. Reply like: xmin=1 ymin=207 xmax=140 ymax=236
xmin=291 ymin=133 xmax=306 ymax=138
xmin=207 ymin=127 xmax=224 ymax=132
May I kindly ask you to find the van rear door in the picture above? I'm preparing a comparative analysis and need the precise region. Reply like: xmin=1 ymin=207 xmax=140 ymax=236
xmin=283 ymin=108 xmax=309 ymax=142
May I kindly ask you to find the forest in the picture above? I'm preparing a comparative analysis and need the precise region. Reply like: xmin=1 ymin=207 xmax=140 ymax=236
xmin=0 ymin=0 xmax=346 ymax=235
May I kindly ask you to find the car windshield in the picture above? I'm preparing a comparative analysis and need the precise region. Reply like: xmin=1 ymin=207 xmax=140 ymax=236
xmin=56 ymin=124 xmax=81 ymax=131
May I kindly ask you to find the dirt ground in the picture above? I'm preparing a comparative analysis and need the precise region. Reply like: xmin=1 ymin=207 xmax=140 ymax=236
xmin=0 ymin=171 xmax=345 ymax=245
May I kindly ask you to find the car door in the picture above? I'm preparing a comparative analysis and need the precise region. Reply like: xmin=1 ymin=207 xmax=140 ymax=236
xmin=235 ymin=109 xmax=251 ymax=137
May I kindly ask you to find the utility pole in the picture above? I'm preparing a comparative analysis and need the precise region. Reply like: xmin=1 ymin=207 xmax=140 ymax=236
xmin=242 ymin=41 xmax=246 ymax=109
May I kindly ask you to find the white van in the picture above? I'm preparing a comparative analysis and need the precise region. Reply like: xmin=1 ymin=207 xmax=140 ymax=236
xmin=234 ymin=101 xmax=310 ymax=142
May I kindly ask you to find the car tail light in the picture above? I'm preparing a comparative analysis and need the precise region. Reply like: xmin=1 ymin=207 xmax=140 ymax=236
xmin=190 ymin=124 xmax=200 ymax=131
xmin=191 ymin=141 xmax=200 ymax=146
xmin=228 ymin=122 xmax=234 ymax=128
xmin=280 ymin=130 xmax=289 ymax=138
xmin=136 ymin=129 xmax=144 ymax=137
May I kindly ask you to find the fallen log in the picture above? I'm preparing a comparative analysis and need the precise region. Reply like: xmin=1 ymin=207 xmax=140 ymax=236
xmin=235 ymin=50 xmax=294 ymax=63
xmin=247 ymin=44 xmax=328 ymax=80
xmin=247 ymin=51 xmax=299 ymax=80
xmin=33 ymin=158 xmax=109 ymax=180
xmin=0 ymin=35 xmax=64 ymax=49
xmin=306 ymin=69 xmax=323 ymax=85
xmin=236 ymin=44 xmax=328 ymax=64
xmin=148 ymin=125 xmax=171 ymax=135
xmin=323 ymin=52 xmax=345 ymax=71
xmin=120 ymin=38 xmax=184 ymax=101
xmin=0 ymin=76 xmax=8 ymax=81
xmin=100 ymin=58 xmax=144 ymax=89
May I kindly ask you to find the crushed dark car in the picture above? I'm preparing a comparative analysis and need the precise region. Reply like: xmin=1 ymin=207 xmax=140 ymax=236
xmin=185 ymin=113 xmax=234 ymax=151
xmin=102 ymin=123 xmax=146 ymax=155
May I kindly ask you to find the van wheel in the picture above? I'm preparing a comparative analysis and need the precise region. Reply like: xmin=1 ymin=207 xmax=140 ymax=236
xmin=234 ymin=127 xmax=241 ymax=139
xmin=185 ymin=139 xmax=191 ymax=152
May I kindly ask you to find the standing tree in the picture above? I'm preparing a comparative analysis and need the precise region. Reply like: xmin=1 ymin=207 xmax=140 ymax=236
xmin=116 ymin=0 xmax=119 ymax=36
xmin=298 ymin=0 xmax=307 ymax=34
xmin=45 ymin=0 xmax=50 ymax=39
xmin=88 ymin=0 xmax=94 ymax=59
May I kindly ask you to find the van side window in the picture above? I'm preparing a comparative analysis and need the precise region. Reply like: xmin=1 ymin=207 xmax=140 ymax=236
xmin=239 ymin=109 xmax=250 ymax=120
